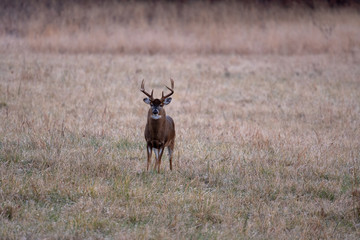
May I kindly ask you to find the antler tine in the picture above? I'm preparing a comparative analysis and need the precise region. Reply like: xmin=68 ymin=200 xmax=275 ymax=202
xmin=162 ymin=78 xmax=174 ymax=100
xmin=141 ymin=79 xmax=145 ymax=90
xmin=140 ymin=79 xmax=153 ymax=99
xmin=170 ymin=78 xmax=174 ymax=89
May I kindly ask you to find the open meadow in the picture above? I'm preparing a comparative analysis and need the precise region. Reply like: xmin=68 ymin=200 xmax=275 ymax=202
xmin=1 ymin=1 xmax=360 ymax=239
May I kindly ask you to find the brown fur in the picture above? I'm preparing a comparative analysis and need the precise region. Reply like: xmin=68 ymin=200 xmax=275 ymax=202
xmin=145 ymin=108 xmax=175 ymax=172
xmin=141 ymin=79 xmax=176 ymax=173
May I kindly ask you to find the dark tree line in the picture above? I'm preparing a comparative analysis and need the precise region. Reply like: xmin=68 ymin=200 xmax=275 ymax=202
xmin=1 ymin=0 xmax=360 ymax=10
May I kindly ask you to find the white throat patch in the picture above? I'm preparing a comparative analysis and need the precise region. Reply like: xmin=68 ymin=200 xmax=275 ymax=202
xmin=151 ymin=114 xmax=162 ymax=120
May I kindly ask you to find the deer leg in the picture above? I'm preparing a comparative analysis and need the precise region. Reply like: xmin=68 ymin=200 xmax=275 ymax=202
xmin=157 ymin=147 xmax=165 ymax=173
xmin=168 ymin=140 xmax=175 ymax=171
xmin=146 ymin=144 xmax=152 ymax=171
xmin=153 ymin=148 xmax=159 ymax=172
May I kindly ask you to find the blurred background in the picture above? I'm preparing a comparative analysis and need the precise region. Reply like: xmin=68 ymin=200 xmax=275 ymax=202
xmin=1 ymin=0 xmax=360 ymax=55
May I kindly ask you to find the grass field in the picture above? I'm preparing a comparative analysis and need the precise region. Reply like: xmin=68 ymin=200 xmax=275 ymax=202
xmin=1 ymin=52 xmax=360 ymax=239
xmin=1 ymin=1 xmax=360 ymax=239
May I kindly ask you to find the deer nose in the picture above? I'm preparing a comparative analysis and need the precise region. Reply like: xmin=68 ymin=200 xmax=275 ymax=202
xmin=152 ymin=109 xmax=159 ymax=115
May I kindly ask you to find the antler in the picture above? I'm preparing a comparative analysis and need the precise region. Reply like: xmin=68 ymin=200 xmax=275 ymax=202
xmin=140 ymin=79 xmax=153 ymax=100
xmin=161 ymin=78 xmax=174 ymax=100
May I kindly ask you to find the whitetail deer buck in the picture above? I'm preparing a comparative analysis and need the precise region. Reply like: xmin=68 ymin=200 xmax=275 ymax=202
xmin=141 ymin=79 xmax=175 ymax=173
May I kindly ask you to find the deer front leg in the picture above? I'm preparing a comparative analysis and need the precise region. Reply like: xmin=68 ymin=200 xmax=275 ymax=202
xmin=153 ymin=147 xmax=165 ymax=173
xmin=157 ymin=147 xmax=165 ymax=173
xmin=153 ymin=148 xmax=159 ymax=172
xmin=146 ymin=144 xmax=152 ymax=171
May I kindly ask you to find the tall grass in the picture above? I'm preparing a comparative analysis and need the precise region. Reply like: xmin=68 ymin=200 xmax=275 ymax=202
xmin=1 ymin=1 xmax=360 ymax=54
xmin=0 ymin=52 xmax=360 ymax=238
xmin=1 ymin=1 xmax=360 ymax=239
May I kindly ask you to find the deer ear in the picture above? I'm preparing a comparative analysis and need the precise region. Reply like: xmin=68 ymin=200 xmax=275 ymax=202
xmin=143 ymin=98 xmax=151 ymax=104
xmin=163 ymin=97 xmax=172 ymax=105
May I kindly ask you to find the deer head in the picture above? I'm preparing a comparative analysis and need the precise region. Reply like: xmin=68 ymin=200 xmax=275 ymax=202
xmin=141 ymin=79 xmax=174 ymax=120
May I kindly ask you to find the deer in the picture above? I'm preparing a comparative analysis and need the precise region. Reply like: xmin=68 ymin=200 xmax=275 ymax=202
xmin=140 ymin=79 xmax=176 ymax=173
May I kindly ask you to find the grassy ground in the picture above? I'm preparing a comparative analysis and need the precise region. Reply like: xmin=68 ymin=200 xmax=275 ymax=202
xmin=0 ymin=52 xmax=359 ymax=239
xmin=1 ymin=1 xmax=360 ymax=239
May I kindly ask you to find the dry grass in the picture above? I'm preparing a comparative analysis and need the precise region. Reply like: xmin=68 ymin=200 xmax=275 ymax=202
xmin=1 ymin=1 xmax=360 ymax=239
xmin=0 ymin=52 xmax=360 ymax=239
xmin=1 ymin=1 xmax=360 ymax=55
